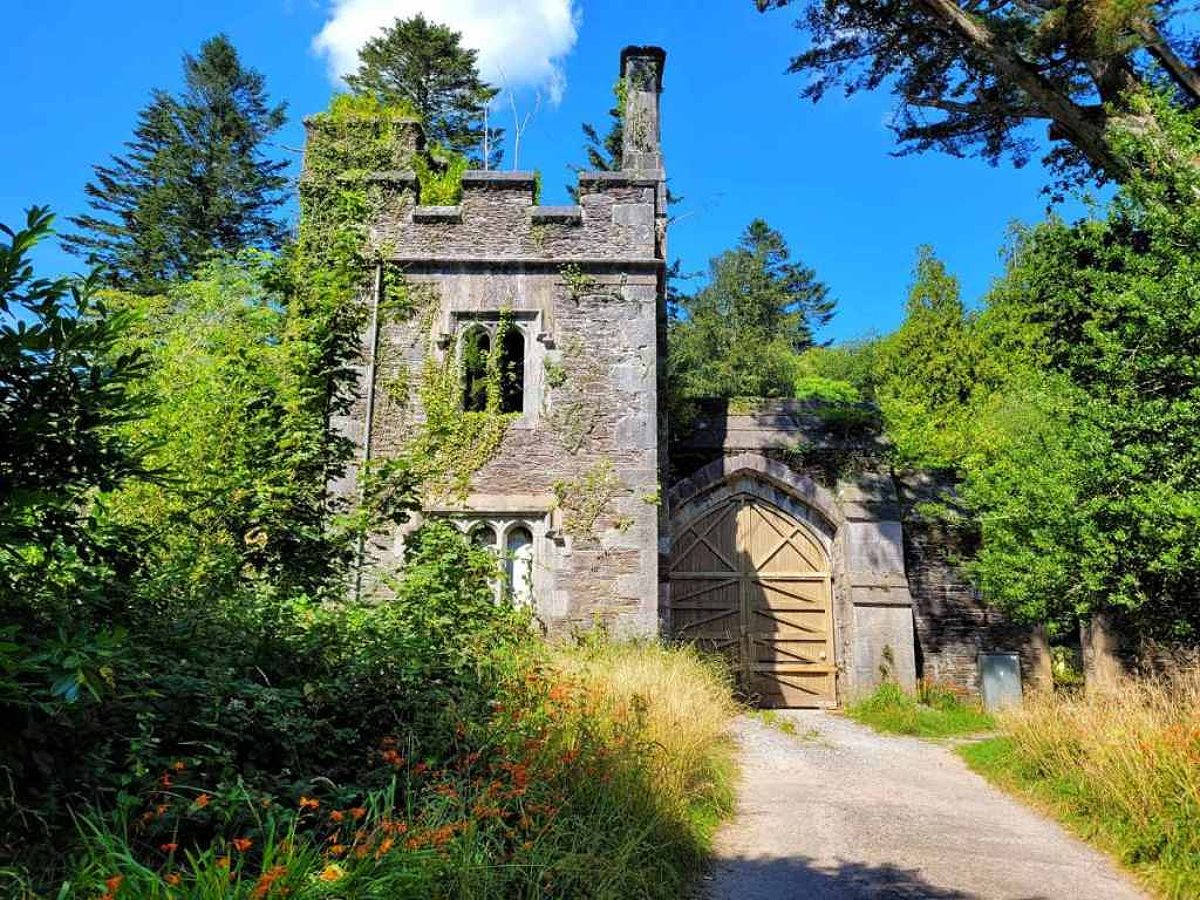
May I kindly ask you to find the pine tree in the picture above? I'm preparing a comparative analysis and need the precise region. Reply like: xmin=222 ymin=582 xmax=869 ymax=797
xmin=670 ymin=220 xmax=834 ymax=400
xmin=64 ymin=35 xmax=287 ymax=293
xmin=344 ymin=14 xmax=501 ymax=162
xmin=758 ymin=0 xmax=1200 ymax=188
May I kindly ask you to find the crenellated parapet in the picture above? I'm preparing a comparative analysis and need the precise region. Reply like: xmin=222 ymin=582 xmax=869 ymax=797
xmin=364 ymin=168 xmax=664 ymax=265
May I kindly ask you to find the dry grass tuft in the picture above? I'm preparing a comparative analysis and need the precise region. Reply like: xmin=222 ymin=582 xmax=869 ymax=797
xmin=962 ymin=669 xmax=1200 ymax=898
xmin=551 ymin=637 xmax=740 ymax=834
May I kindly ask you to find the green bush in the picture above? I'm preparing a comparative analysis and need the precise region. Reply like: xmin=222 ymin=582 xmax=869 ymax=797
xmin=0 ymin=521 xmax=528 ymax=888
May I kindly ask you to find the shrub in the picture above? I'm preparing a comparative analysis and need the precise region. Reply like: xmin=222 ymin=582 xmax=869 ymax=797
xmin=9 ymin=633 xmax=736 ymax=899
xmin=0 ymin=522 xmax=526 ymax=888
xmin=961 ymin=671 xmax=1200 ymax=898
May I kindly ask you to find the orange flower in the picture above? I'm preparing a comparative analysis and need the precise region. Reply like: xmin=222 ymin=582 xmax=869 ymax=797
xmin=164 ymin=873 xmax=182 ymax=887
xmin=250 ymin=865 xmax=287 ymax=900
xmin=194 ymin=793 xmax=211 ymax=809
xmin=329 ymin=809 xmax=345 ymax=823
xmin=350 ymin=806 xmax=366 ymax=820
xmin=375 ymin=836 xmax=395 ymax=858
xmin=160 ymin=842 xmax=179 ymax=854
xmin=171 ymin=760 xmax=186 ymax=772
xmin=299 ymin=795 xmax=320 ymax=811
xmin=318 ymin=864 xmax=345 ymax=883
xmin=216 ymin=856 xmax=230 ymax=870
xmin=104 ymin=874 xmax=124 ymax=895
xmin=232 ymin=837 xmax=253 ymax=852
xmin=329 ymin=843 xmax=346 ymax=856
xmin=155 ymin=803 xmax=170 ymax=816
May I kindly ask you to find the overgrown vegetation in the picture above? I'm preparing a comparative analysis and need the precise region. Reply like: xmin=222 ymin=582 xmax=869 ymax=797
xmin=961 ymin=672 xmax=1200 ymax=898
xmin=768 ymin=100 xmax=1200 ymax=644
xmin=846 ymin=680 xmax=995 ymax=738
xmin=9 ymin=609 xmax=734 ymax=897
xmin=0 ymin=65 xmax=736 ymax=899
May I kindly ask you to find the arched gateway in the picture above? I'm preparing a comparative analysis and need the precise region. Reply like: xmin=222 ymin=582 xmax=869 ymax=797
xmin=670 ymin=485 xmax=836 ymax=706
xmin=668 ymin=455 xmax=844 ymax=707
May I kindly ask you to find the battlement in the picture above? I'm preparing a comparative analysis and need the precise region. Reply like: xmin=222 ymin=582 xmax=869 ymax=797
xmin=366 ymin=165 xmax=664 ymax=264
xmin=300 ymin=45 xmax=668 ymax=266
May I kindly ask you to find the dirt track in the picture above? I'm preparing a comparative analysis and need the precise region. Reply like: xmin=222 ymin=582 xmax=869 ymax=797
xmin=702 ymin=711 xmax=1147 ymax=900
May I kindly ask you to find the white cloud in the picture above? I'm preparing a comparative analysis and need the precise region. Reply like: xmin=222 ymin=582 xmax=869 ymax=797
xmin=313 ymin=0 xmax=580 ymax=104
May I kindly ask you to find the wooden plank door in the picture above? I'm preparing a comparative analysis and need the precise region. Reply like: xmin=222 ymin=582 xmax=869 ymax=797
xmin=740 ymin=498 xmax=836 ymax=707
xmin=670 ymin=494 xmax=836 ymax=707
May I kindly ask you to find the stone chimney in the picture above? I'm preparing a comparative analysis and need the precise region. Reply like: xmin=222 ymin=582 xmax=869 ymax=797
xmin=619 ymin=46 xmax=666 ymax=173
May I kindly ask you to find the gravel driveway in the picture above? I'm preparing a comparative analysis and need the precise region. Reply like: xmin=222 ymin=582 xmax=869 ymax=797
xmin=701 ymin=711 xmax=1148 ymax=900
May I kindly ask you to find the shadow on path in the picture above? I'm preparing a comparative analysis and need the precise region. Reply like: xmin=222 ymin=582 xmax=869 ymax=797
xmin=704 ymin=853 xmax=1050 ymax=900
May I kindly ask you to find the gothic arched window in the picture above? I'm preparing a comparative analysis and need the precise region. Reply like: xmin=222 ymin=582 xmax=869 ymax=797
xmin=505 ymin=525 xmax=534 ymax=606
xmin=461 ymin=325 xmax=491 ymax=412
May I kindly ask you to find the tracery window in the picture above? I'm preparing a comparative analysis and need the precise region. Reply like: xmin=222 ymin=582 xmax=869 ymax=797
xmin=456 ymin=319 xmax=526 ymax=415
xmin=505 ymin=525 xmax=534 ymax=607
xmin=450 ymin=517 xmax=539 ymax=608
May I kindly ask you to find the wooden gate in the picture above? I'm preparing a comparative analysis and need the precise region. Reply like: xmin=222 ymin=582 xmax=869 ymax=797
xmin=669 ymin=494 xmax=836 ymax=707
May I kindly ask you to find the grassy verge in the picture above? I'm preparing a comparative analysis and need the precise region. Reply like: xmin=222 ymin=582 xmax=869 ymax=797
xmin=845 ymin=680 xmax=995 ymax=738
xmin=14 ymin=636 xmax=736 ymax=899
xmin=959 ymin=673 xmax=1200 ymax=899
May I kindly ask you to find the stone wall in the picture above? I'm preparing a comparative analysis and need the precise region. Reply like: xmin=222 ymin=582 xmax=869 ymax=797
xmin=897 ymin=475 xmax=1051 ymax=694
xmin=668 ymin=402 xmax=918 ymax=700
xmin=668 ymin=403 xmax=1051 ymax=700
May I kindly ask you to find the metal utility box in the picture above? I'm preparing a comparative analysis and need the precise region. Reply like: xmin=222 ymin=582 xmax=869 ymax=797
xmin=980 ymin=652 xmax=1022 ymax=710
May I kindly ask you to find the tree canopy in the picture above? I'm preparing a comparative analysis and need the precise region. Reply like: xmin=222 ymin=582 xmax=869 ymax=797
xmin=846 ymin=112 xmax=1200 ymax=637
xmin=345 ymin=14 xmax=501 ymax=162
xmin=757 ymin=0 xmax=1200 ymax=187
xmin=64 ymin=35 xmax=287 ymax=293
xmin=670 ymin=219 xmax=834 ymax=401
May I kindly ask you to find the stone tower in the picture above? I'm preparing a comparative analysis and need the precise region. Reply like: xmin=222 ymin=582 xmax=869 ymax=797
xmin=336 ymin=46 xmax=669 ymax=636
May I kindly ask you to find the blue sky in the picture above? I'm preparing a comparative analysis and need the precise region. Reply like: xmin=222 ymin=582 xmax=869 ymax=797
xmin=1 ymin=0 xmax=1083 ymax=342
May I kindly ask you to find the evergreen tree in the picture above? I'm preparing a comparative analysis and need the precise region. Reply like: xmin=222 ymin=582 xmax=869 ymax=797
xmin=64 ymin=35 xmax=287 ymax=293
xmin=670 ymin=220 xmax=833 ymax=400
xmin=580 ymin=84 xmax=625 ymax=172
xmin=757 ymin=0 xmax=1200 ymax=188
xmin=345 ymin=14 xmax=501 ymax=162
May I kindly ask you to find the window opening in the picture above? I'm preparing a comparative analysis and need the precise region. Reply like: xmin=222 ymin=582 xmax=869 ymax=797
xmin=498 ymin=326 xmax=525 ymax=414
xmin=468 ymin=522 xmax=497 ymax=551
xmin=461 ymin=326 xmax=491 ymax=412
xmin=505 ymin=526 xmax=534 ymax=606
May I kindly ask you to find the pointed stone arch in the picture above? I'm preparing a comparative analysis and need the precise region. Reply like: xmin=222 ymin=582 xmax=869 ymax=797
xmin=667 ymin=453 xmax=845 ymax=707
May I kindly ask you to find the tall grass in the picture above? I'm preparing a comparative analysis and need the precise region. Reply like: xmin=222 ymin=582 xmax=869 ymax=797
xmin=551 ymin=637 xmax=739 ymax=840
xmin=961 ymin=671 xmax=1200 ymax=898
xmin=18 ymin=637 xmax=737 ymax=899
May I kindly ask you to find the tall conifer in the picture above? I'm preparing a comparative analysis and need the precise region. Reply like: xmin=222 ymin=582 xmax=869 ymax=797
xmin=65 ymin=35 xmax=287 ymax=293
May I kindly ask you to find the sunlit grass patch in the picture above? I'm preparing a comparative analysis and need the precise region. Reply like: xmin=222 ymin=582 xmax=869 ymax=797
xmin=846 ymin=679 xmax=995 ymax=738
xmin=37 ymin=636 xmax=738 ymax=900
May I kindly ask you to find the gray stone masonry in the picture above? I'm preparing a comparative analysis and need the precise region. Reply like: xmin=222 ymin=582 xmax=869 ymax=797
xmin=321 ymin=45 xmax=1051 ymax=706
xmin=333 ymin=46 xmax=669 ymax=637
